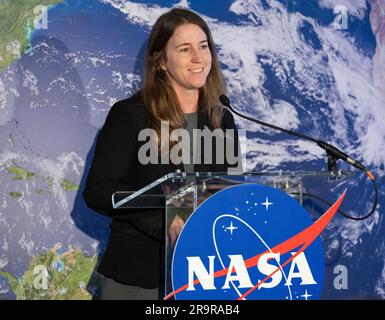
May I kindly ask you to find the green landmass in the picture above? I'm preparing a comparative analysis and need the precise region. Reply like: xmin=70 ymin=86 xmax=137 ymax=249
xmin=35 ymin=188 xmax=50 ymax=195
xmin=0 ymin=243 xmax=98 ymax=300
xmin=9 ymin=191 xmax=22 ymax=199
xmin=5 ymin=165 xmax=77 ymax=192
xmin=6 ymin=164 xmax=36 ymax=180
xmin=46 ymin=176 xmax=54 ymax=189
xmin=60 ymin=178 xmax=79 ymax=191
xmin=0 ymin=0 xmax=63 ymax=71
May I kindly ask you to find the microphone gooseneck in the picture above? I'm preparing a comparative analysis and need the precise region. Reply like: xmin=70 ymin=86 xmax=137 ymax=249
xmin=219 ymin=94 xmax=378 ymax=220
xmin=220 ymin=94 xmax=369 ymax=173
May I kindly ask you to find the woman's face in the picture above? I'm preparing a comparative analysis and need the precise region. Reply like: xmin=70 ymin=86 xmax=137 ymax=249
xmin=161 ymin=23 xmax=212 ymax=95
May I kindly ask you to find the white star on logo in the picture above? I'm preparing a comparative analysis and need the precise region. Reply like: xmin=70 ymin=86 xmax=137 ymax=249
xmin=261 ymin=197 xmax=273 ymax=211
xmin=301 ymin=289 xmax=312 ymax=300
xmin=225 ymin=221 xmax=238 ymax=235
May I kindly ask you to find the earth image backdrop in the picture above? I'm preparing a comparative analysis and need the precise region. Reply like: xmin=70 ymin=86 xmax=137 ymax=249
xmin=0 ymin=0 xmax=384 ymax=299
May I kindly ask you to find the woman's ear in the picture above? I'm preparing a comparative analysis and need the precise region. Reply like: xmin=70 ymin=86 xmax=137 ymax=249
xmin=159 ymin=61 xmax=167 ymax=71
xmin=159 ymin=55 xmax=168 ymax=71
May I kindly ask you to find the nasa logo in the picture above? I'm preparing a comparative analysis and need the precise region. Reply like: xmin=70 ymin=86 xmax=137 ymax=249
xmin=169 ymin=184 xmax=345 ymax=300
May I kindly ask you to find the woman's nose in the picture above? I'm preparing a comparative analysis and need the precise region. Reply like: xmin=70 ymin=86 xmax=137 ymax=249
xmin=191 ymin=48 xmax=202 ymax=63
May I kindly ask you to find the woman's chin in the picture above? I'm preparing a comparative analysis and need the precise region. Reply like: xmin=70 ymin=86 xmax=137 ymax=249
xmin=189 ymin=79 xmax=207 ymax=90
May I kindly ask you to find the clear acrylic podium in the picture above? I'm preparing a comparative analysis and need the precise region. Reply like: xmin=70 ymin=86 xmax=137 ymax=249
xmin=112 ymin=170 xmax=353 ymax=299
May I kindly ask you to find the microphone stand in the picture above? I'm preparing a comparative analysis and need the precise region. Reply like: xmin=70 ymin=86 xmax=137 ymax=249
xmin=219 ymin=95 xmax=378 ymax=220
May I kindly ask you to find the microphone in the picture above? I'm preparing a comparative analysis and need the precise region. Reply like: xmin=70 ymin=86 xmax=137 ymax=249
xmin=219 ymin=94 xmax=370 ymax=176
xmin=219 ymin=95 xmax=378 ymax=221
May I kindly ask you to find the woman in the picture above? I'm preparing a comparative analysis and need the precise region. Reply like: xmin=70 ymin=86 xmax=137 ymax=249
xmin=83 ymin=8 xmax=241 ymax=300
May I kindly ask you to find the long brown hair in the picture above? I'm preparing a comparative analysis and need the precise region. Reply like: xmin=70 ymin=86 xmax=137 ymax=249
xmin=142 ymin=8 xmax=227 ymax=150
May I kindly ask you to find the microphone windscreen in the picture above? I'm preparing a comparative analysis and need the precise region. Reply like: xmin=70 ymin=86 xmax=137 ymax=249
xmin=219 ymin=95 xmax=230 ymax=107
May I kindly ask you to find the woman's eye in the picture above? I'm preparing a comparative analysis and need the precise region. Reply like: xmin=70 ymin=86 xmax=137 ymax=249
xmin=179 ymin=47 xmax=190 ymax=53
xmin=201 ymin=44 xmax=209 ymax=50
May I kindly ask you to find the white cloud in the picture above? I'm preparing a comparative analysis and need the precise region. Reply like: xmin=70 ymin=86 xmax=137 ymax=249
xmin=244 ymin=138 xmax=324 ymax=171
xmin=0 ymin=78 xmax=6 ymax=112
xmin=22 ymin=69 xmax=39 ymax=96
xmin=18 ymin=233 xmax=35 ymax=256
xmin=0 ymin=255 xmax=8 ymax=269
xmin=100 ymin=0 xmax=168 ymax=28
xmin=319 ymin=0 xmax=367 ymax=18
xmin=5 ymin=41 xmax=21 ymax=59
xmin=0 ymin=78 xmax=13 ymax=126
xmin=0 ymin=150 xmax=26 ymax=168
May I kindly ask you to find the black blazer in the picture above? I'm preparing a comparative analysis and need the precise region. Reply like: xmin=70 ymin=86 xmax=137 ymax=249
xmin=83 ymin=92 xmax=241 ymax=288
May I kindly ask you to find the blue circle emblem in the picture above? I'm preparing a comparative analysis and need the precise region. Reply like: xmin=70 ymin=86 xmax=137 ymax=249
xmin=172 ymin=184 xmax=324 ymax=300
